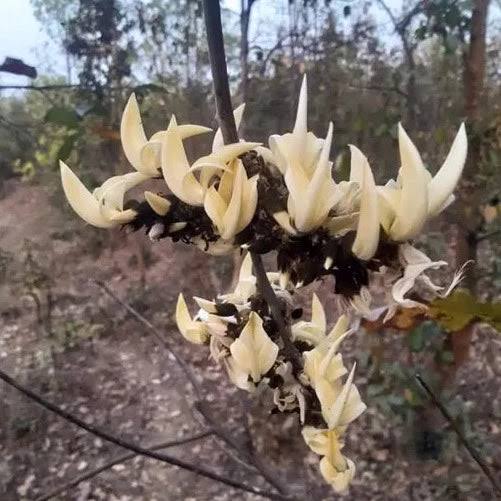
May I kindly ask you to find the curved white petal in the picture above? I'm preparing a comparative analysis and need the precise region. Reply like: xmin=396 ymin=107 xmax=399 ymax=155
xmin=161 ymin=115 xmax=204 ymax=206
xmin=175 ymin=293 xmax=208 ymax=344
xmin=273 ymin=211 xmax=297 ymax=235
xmin=144 ymin=191 xmax=171 ymax=216
xmin=221 ymin=162 xmax=244 ymax=239
xmin=60 ymin=161 xmax=113 ymax=228
xmin=204 ymin=185 xmax=226 ymax=234
xmin=311 ymin=293 xmax=327 ymax=333
xmin=428 ymin=123 xmax=467 ymax=216
xmin=390 ymin=124 xmax=428 ymax=240
xmin=192 ymin=142 xmax=261 ymax=172
xmin=293 ymin=75 xmax=308 ymax=138
xmin=230 ymin=311 xmax=279 ymax=383
xmin=120 ymin=94 xmax=148 ymax=173
xmin=319 ymin=455 xmax=356 ymax=493
xmin=351 ymin=146 xmax=380 ymax=260
xmin=236 ymin=174 xmax=258 ymax=234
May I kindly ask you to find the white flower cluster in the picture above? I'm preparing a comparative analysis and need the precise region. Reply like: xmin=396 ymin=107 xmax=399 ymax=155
xmin=176 ymin=254 xmax=365 ymax=492
xmin=60 ymin=75 xmax=467 ymax=259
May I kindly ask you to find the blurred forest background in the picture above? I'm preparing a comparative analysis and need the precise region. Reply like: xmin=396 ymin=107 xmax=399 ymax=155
xmin=0 ymin=0 xmax=500 ymax=500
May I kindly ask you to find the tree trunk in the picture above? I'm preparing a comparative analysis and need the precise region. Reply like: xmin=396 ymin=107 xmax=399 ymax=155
xmin=456 ymin=0 xmax=490 ymax=293
xmin=451 ymin=0 xmax=490 ymax=366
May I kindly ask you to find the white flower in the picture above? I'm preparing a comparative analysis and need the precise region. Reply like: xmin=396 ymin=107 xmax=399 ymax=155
xmin=302 ymin=427 xmax=356 ymax=493
xmin=319 ymin=452 xmax=356 ymax=493
xmin=264 ymin=75 xmax=324 ymax=175
xmin=303 ymin=315 xmax=351 ymax=387
xmin=315 ymin=364 xmax=366 ymax=430
xmin=229 ymin=311 xmax=279 ymax=383
xmin=59 ymin=161 xmax=147 ymax=228
xmin=203 ymin=160 xmax=259 ymax=240
xmin=378 ymin=123 xmax=467 ymax=241
xmin=120 ymin=93 xmax=211 ymax=177
xmin=282 ymin=122 xmax=337 ymax=233
xmin=175 ymin=293 xmax=209 ymax=344
xmin=161 ymin=115 xmax=259 ymax=206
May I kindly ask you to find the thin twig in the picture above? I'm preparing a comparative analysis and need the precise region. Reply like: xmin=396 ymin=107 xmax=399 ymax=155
xmin=415 ymin=374 xmax=501 ymax=496
xmin=0 ymin=368 xmax=288 ymax=501
xmin=93 ymin=279 xmax=288 ymax=494
xmin=36 ymin=431 xmax=213 ymax=501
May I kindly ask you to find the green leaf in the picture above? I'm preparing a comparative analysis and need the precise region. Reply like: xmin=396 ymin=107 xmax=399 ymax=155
xmin=430 ymin=289 xmax=501 ymax=332
xmin=45 ymin=106 xmax=81 ymax=128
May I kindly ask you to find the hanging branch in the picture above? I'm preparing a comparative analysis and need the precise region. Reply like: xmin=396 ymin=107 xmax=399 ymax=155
xmin=0 ymin=367 xmax=288 ymax=501
xmin=202 ymin=0 xmax=303 ymax=373
xmin=93 ymin=279 xmax=288 ymax=494
xmin=36 ymin=431 xmax=212 ymax=501
xmin=415 ymin=374 xmax=501 ymax=496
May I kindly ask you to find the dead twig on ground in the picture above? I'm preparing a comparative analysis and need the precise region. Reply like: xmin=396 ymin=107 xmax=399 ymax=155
xmin=36 ymin=431 xmax=213 ymax=501
xmin=0 ymin=368 xmax=289 ymax=501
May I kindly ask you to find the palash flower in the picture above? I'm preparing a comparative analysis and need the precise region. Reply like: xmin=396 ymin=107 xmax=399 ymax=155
xmin=59 ymin=161 xmax=148 ymax=228
xmin=161 ymin=113 xmax=259 ymax=207
xmin=203 ymin=160 xmax=259 ymax=240
xmin=302 ymin=315 xmax=351 ymax=387
xmin=262 ymin=77 xmax=336 ymax=234
xmin=302 ymin=426 xmax=356 ymax=493
xmin=378 ymin=123 xmax=467 ymax=241
xmin=303 ymin=364 xmax=366 ymax=493
xmin=175 ymin=293 xmax=209 ymax=344
xmin=229 ymin=311 xmax=279 ymax=384
xmin=120 ymin=93 xmax=212 ymax=177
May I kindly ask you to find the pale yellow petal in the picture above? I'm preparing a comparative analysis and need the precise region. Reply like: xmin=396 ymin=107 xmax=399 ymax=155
xmin=293 ymin=74 xmax=308 ymax=138
xmin=60 ymin=161 xmax=113 ymax=228
xmin=144 ymin=191 xmax=171 ymax=216
xmin=192 ymin=142 xmax=261 ymax=171
xmin=175 ymin=293 xmax=208 ymax=344
xmin=221 ymin=162 xmax=244 ymax=239
xmin=236 ymin=174 xmax=258 ymax=234
xmin=120 ymin=93 xmax=147 ymax=172
xmin=311 ymin=293 xmax=327 ymax=333
xmin=230 ymin=311 xmax=279 ymax=382
xmin=204 ymin=185 xmax=226 ymax=234
xmin=161 ymin=115 xmax=204 ymax=205
xmin=428 ymin=123 xmax=467 ymax=216
xmin=273 ymin=211 xmax=298 ymax=235
xmin=351 ymin=147 xmax=380 ymax=260
xmin=390 ymin=124 xmax=429 ymax=240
